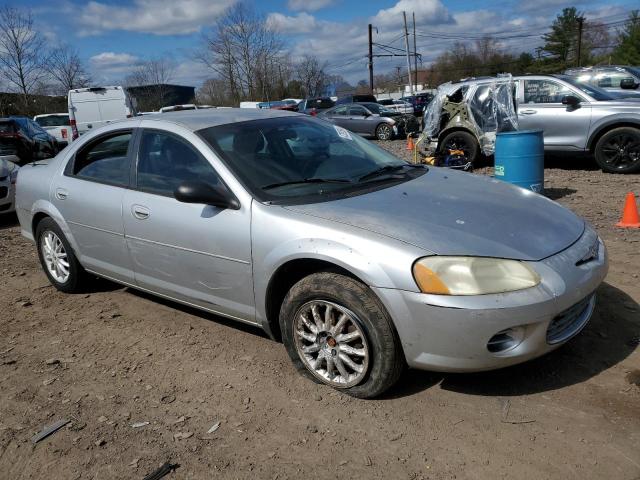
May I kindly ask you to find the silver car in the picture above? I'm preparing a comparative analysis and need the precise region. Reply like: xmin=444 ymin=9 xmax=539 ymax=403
xmin=0 ymin=159 xmax=19 ymax=214
xmin=15 ymin=110 xmax=608 ymax=398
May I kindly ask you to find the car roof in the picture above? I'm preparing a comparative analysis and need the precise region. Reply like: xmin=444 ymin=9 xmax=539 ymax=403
xmin=136 ymin=107 xmax=299 ymax=131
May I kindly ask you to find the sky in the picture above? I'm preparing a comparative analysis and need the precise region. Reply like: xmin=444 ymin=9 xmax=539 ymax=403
xmin=20 ymin=0 xmax=640 ymax=90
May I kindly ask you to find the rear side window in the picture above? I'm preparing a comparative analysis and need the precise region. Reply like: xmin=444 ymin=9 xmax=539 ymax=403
xmin=136 ymin=130 xmax=220 ymax=196
xmin=71 ymin=132 xmax=132 ymax=186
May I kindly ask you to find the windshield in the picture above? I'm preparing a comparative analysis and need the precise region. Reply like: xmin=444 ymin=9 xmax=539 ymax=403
xmin=559 ymin=76 xmax=616 ymax=101
xmin=363 ymin=103 xmax=396 ymax=115
xmin=35 ymin=115 xmax=70 ymax=127
xmin=197 ymin=116 xmax=423 ymax=203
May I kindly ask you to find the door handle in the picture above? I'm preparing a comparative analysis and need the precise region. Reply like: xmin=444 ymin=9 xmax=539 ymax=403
xmin=520 ymin=109 xmax=537 ymax=115
xmin=131 ymin=205 xmax=150 ymax=220
xmin=55 ymin=188 xmax=68 ymax=200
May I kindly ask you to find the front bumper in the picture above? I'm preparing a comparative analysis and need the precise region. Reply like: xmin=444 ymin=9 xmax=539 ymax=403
xmin=373 ymin=227 xmax=608 ymax=372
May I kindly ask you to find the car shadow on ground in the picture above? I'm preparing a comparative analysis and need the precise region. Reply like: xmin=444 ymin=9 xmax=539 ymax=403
xmin=0 ymin=213 xmax=18 ymax=230
xmin=477 ymin=153 xmax=599 ymax=171
xmin=543 ymin=187 xmax=578 ymax=200
xmin=125 ymin=287 xmax=272 ymax=339
xmin=385 ymin=282 xmax=638 ymax=399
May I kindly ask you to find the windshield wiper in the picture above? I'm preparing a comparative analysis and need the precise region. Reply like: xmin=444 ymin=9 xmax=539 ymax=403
xmin=262 ymin=177 xmax=352 ymax=190
xmin=358 ymin=164 xmax=424 ymax=182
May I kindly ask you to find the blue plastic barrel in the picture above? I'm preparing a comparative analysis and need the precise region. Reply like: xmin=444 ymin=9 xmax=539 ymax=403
xmin=494 ymin=130 xmax=544 ymax=193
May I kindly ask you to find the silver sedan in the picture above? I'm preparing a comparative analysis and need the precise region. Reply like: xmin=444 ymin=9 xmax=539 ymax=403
xmin=15 ymin=109 xmax=608 ymax=398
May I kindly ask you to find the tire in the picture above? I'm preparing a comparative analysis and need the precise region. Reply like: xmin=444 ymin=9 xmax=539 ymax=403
xmin=375 ymin=123 xmax=393 ymax=141
xmin=439 ymin=130 xmax=480 ymax=163
xmin=594 ymin=127 xmax=640 ymax=174
xmin=35 ymin=217 xmax=89 ymax=293
xmin=279 ymin=272 xmax=404 ymax=398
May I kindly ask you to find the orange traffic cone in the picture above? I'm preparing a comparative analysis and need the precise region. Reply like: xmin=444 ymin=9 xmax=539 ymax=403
xmin=406 ymin=135 xmax=415 ymax=151
xmin=616 ymin=192 xmax=640 ymax=228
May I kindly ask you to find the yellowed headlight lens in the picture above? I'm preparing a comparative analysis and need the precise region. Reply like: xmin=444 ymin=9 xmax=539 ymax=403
xmin=412 ymin=262 xmax=451 ymax=295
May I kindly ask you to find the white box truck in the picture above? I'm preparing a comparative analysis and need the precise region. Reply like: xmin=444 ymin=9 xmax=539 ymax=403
xmin=68 ymin=86 xmax=136 ymax=139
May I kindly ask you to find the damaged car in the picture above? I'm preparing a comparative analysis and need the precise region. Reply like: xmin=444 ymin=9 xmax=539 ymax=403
xmin=319 ymin=102 xmax=419 ymax=140
xmin=421 ymin=74 xmax=640 ymax=173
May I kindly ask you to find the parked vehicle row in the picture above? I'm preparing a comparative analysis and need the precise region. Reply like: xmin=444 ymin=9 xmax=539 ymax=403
xmin=564 ymin=65 xmax=640 ymax=99
xmin=34 ymin=113 xmax=72 ymax=148
xmin=15 ymin=108 xmax=608 ymax=398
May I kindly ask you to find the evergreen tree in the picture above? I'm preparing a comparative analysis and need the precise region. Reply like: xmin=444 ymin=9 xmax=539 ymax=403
xmin=611 ymin=10 xmax=640 ymax=65
xmin=541 ymin=7 xmax=582 ymax=69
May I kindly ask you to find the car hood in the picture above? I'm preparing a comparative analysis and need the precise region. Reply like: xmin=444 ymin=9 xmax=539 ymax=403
xmin=285 ymin=168 xmax=585 ymax=261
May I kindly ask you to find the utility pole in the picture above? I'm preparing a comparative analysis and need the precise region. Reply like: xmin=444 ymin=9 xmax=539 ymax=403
xmin=368 ymin=23 xmax=374 ymax=94
xmin=412 ymin=12 xmax=418 ymax=91
xmin=576 ymin=16 xmax=584 ymax=67
xmin=402 ymin=11 xmax=414 ymax=97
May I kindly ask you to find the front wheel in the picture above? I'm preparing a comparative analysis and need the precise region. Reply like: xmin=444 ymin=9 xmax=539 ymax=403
xmin=594 ymin=127 xmax=640 ymax=173
xmin=375 ymin=123 xmax=393 ymax=141
xmin=35 ymin=218 xmax=89 ymax=293
xmin=280 ymin=272 xmax=404 ymax=398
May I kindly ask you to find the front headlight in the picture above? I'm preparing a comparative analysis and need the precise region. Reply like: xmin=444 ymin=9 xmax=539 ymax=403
xmin=413 ymin=256 xmax=540 ymax=295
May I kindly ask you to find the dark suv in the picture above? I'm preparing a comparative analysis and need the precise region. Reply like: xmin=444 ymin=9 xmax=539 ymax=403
xmin=335 ymin=94 xmax=377 ymax=105
xmin=0 ymin=117 xmax=58 ymax=165
xmin=400 ymin=93 xmax=434 ymax=115
xmin=297 ymin=97 xmax=335 ymax=115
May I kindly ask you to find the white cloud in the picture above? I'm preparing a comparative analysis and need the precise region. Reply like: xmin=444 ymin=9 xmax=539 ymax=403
xmin=77 ymin=0 xmax=236 ymax=36
xmin=266 ymin=12 xmax=318 ymax=34
xmin=90 ymin=52 xmax=139 ymax=68
xmin=287 ymin=0 xmax=335 ymax=12
xmin=371 ymin=0 xmax=454 ymax=28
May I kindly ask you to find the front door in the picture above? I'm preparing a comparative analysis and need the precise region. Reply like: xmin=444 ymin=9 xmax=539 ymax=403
xmin=51 ymin=129 xmax=136 ymax=283
xmin=346 ymin=105 xmax=371 ymax=134
xmin=122 ymin=128 xmax=255 ymax=323
xmin=518 ymin=78 xmax=592 ymax=150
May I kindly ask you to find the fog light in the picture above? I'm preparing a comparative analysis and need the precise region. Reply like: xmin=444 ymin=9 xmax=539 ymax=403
xmin=487 ymin=327 xmax=525 ymax=354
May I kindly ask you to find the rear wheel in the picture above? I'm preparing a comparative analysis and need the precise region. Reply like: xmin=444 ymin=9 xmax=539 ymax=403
xmin=280 ymin=272 xmax=404 ymax=398
xmin=594 ymin=127 xmax=640 ymax=173
xmin=35 ymin=218 xmax=89 ymax=293
xmin=375 ymin=123 xmax=393 ymax=141
xmin=439 ymin=130 xmax=480 ymax=163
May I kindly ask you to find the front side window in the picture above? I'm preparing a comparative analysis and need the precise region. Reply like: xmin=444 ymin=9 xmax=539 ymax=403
xmin=524 ymin=80 xmax=574 ymax=104
xmin=197 ymin=116 xmax=425 ymax=204
xmin=136 ymin=130 xmax=220 ymax=196
xmin=71 ymin=132 xmax=132 ymax=186
xmin=329 ymin=106 xmax=347 ymax=116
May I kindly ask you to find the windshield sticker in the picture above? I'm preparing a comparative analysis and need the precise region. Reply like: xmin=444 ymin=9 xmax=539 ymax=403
xmin=334 ymin=125 xmax=353 ymax=140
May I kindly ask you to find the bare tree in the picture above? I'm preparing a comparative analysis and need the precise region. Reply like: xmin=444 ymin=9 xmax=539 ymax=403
xmin=0 ymin=6 xmax=47 ymax=103
xmin=45 ymin=43 xmax=91 ymax=94
xmin=296 ymin=55 xmax=328 ymax=97
xmin=197 ymin=2 xmax=284 ymax=102
xmin=124 ymin=57 xmax=176 ymax=110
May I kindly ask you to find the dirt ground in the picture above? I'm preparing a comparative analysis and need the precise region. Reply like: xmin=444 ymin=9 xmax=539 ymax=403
xmin=1 ymin=144 xmax=639 ymax=480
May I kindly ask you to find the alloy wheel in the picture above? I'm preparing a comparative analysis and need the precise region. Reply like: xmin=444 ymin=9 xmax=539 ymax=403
xmin=377 ymin=124 xmax=392 ymax=141
xmin=599 ymin=132 xmax=640 ymax=170
xmin=293 ymin=300 xmax=370 ymax=388
xmin=40 ymin=231 xmax=70 ymax=283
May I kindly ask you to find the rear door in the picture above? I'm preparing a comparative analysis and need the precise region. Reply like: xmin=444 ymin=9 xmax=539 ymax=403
xmin=52 ymin=128 xmax=137 ymax=282
xmin=518 ymin=78 xmax=592 ymax=150
xmin=324 ymin=106 xmax=349 ymax=128
xmin=122 ymin=128 xmax=254 ymax=321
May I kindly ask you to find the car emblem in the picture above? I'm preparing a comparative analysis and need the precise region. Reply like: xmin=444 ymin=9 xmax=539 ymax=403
xmin=576 ymin=238 xmax=599 ymax=266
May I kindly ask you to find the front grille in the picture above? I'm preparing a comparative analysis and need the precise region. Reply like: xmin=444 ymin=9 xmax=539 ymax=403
xmin=547 ymin=294 xmax=595 ymax=344
xmin=0 ymin=186 xmax=7 ymax=199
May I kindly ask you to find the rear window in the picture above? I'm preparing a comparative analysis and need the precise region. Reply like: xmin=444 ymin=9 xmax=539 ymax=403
xmin=35 ymin=115 xmax=70 ymax=127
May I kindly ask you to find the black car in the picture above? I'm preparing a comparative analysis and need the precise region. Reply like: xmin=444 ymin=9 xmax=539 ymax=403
xmin=0 ymin=117 xmax=58 ymax=165
xmin=400 ymin=93 xmax=434 ymax=116
xmin=335 ymin=94 xmax=378 ymax=105
xmin=297 ymin=97 xmax=335 ymax=115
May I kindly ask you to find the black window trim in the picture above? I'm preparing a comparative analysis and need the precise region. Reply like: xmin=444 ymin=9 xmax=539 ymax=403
xmin=132 ymin=127 xmax=235 ymax=202
xmin=64 ymin=128 xmax=138 ymax=189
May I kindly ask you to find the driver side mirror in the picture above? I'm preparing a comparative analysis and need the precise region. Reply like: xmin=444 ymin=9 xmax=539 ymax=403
xmin=174 ymin=180 xmax=240 ymax=210
xmin=620 ymin=78 xmax=638 ymax=90
xmin=561 ymin=95 xmax=581 ymax=108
